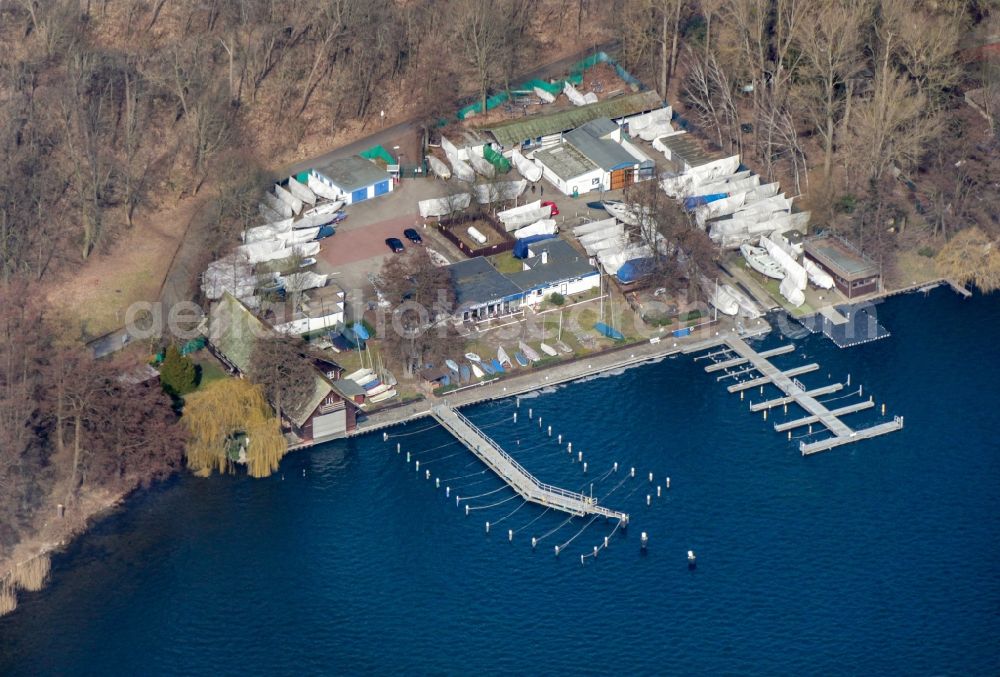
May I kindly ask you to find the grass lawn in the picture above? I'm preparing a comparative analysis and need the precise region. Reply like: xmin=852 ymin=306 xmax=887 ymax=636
xmin=760 ymin=277 xmax=815 ymax=317
xmin=490 ymin=252 xmax=523 ymax=275
xmin=191 ymin=352 xmax=229 ymax=389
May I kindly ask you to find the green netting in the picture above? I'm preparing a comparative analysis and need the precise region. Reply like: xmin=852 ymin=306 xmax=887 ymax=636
xmin=521 ymin=78 xmax=561 ymax=95
xmin=360 ymin=144 xmax=396 ymax=165
xmin=457 ymin=91 xmax=512 ymax=120
xmin=456 ymin=51 xmax=634 ymax=121
xmin=483 ymin=145 xmax=511 ymax=173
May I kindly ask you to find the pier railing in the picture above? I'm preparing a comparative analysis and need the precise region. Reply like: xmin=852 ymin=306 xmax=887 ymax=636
xmin=441 ymin=406 xmax=596 ymax=505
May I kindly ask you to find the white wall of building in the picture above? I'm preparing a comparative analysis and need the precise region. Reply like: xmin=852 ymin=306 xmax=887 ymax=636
xmin=539 ymin=162 xmax=606 ymax=197
xmin=519 ymin=272 xmax=600 ymax=305
xmin=309 ymin=171 xmax=394 ymax=205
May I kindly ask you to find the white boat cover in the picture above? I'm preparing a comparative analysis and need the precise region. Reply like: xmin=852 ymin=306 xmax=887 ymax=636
xmin=735 ymin=194 xmax=791 ymax=220
xmin=630 ymin=107 xmax=674 ymax=141
xmin=259 ymin=202 xmax=283 ymax=223
xmin=418 ymin=193 xmax=472 ymax=218
xmin=282 ymin=271 xmax=328 ymax=293
xmin=762 ymin=236 xmax=807 ymax=291
xmin=265 ymin=192 xmax=293 ymax=219
xmin=514 ymin=219 xmax=557 ymax=239
xmin=779 ymin=276 xmax=806 ymax=307
xmin=533 ymin=87 xmax=556 ymax=104
xmin=724 ymin=283 xmax=761 ymax=319
xmin=573 ymin=217 xmax=618 ymax=237
xmin=599 ymin=244 xmax=652 ymax=275
xmin=804 ymin=258 xmax=835 ymax=289
xmin=691 ymin=174 xmax=759 ymax=198
xmin=473 ymin=180 xmax=527 ymax=204
xmin=274 ymin=184 xmax=303 ymax=215
xmin=695 ymin=193 xmax=747 ymax=226
xmin=244 ymin=218 xmax=294 ymax=243
xmin=307 ymin=174 xmax=341 ymax=201
xmin=441 ymin=136 xmax=459 ymax=161
xmin=469 ymin=153 xmax=496 ymax=178
xmin=584 ymin=235 xmax=627 ymax=256
xmin=563 ymin=82 xmax=588 ymax=106
xmin=302 ymin=201 xmax=343 ymax=218
xmin=428 ymin=156 xmax=451 ymax=180
xmin=700 ymin=276 xmax=739 ymax=316
xmin=202 ymin=255 xmax=255 ymax=300
xmin=709 ymin=211 xmax=810 ymax=247
xmin=291 ymin=211 xmax=335 ymax=230
xmin=511 ymin=148 xmax=542 ymax=182
xmin=449 ymin=156 xmax=475 ymax=182
xmin=690 ymin=156 xmax=741 ymax=182
xmin=742 ymin=182 xmax=780 ymax=204
xmin=287 ymin=177 xmax=316 ymax=206
xmin=236 ymin=239 xmax=286 ymax=264
xmin=498 ymin=200 xmax=552 ymax=230
xmin=285 ymin=227 xmax=320 ymax=244
xmin=579 ymin=223 xmax=625 ymax=245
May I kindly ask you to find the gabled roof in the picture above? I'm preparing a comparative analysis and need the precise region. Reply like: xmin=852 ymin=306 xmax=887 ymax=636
xmin=312 ymin=155 xmax=389 ymax=192
xmin=481 ymin=91 xmax=663 ymax=147
xmin=448 ymin=257 xmax=522 ymax=307
xmin=564 ymin=118 xmax=637 ymax=171
xmin=506 ymin=238 xmax=597 ymax=291
xmin=209 ymin=292 xmax=269 ymax=374
xmin=209 ymin=292 xmax=341 ymax=429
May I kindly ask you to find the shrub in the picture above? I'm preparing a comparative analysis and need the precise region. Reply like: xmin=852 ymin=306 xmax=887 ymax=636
xmin=160 ymin=345 xmax=197 ymax=397
xmin=917 ymin=246 xmax=936 ymax=258
xmin=549 ymin=292 xmax=565 ymax=306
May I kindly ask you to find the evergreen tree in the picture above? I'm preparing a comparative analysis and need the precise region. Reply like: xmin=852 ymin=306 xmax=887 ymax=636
xmin=159 ymin=345 xmax=197 ymax=397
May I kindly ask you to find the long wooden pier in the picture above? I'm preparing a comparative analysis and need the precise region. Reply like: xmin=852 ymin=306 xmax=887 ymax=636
xmin=430 ymin=404 xmax=628 ymax=522
xmin=703 ymin=337 xmax=903 ymax=455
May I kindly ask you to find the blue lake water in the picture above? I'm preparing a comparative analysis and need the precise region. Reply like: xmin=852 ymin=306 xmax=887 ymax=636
xmin=1 ymin=287 xmax=999 ymax=675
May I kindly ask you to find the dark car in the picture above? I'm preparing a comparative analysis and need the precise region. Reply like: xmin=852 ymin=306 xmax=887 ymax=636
xmin=403 ymin=228 xmax=423 ymax=244
xmin=385 ymin=237 xmax=405 ymax=253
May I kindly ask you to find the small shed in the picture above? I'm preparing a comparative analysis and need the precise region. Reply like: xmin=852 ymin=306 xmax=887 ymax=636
xmin=803 ymin=235 xmax=881 ymax=299
xmin=310 ymin=156 xmax=393 ymax=205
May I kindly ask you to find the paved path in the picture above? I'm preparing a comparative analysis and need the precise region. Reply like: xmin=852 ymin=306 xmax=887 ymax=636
xmin=344 ymin=319 xmax=770 ymax=439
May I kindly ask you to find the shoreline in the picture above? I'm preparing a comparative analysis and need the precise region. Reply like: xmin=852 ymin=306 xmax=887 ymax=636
xmin=0 ymin=282 xmax=973 ymax=617
xmin=340 ymin=317 xmax=766 ymax=439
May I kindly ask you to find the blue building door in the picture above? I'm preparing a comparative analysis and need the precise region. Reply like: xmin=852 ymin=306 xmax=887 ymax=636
xmin=374 ymin=180 xmax=390 ymax=196
xmin=351 ymin=187 xmax=368 ymax=203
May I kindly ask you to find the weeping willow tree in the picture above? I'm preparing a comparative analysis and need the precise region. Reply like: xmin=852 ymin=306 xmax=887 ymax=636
xmin=936 ymin=227 xmax=1000 ymax=293
xmin=183 ymin=379 xmax=287 ymax=478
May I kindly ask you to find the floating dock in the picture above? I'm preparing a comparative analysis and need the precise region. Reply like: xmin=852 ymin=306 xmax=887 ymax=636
xmin=703 ymin=337 xmax=903 ymax=455
xmin=430 ymin=404 xmax=628 ymax=522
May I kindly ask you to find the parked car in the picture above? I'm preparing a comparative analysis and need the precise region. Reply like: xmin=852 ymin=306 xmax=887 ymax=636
xmin=542 ymin=200 xmax=559 ymax=216
xmin=403 ymin=228 xmax=423 ymax=244
xmin=385 ymin=237 xmax=405 ymax=253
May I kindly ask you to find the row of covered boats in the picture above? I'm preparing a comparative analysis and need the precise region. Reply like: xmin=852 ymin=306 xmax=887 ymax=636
xmin=438 ymin=342 xmax=567 ymax=387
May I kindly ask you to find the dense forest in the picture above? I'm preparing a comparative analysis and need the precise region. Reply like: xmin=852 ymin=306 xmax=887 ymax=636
xmin=1 ymin=0 xmax=998 ymax=609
